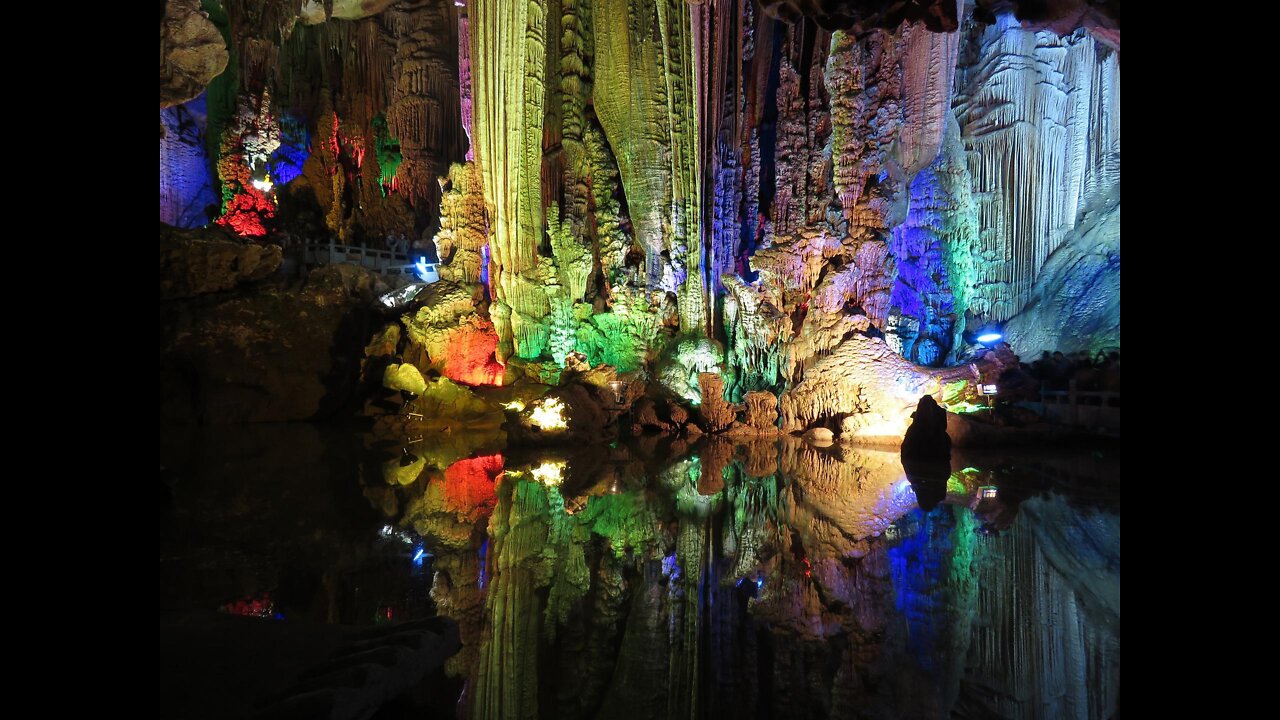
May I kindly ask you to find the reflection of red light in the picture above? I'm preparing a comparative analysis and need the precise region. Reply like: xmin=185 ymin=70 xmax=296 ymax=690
xmin=802 ymin=557 xmax=812 ymax=579
xmin=220 ymin=592 xmax=275 ymax=618
xmin=443 ymin=454 xmax=504 ymax=515
xmin=385 ymin=607 xmax=393 ymax=620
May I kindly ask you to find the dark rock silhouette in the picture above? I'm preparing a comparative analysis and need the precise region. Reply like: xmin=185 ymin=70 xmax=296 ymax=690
xmin=901 ymin=395 xmax=952 ymax=512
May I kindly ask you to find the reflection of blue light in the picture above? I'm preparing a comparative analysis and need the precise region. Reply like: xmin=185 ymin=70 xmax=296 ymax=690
xmin=756 ymin=578 xmax=764 ymax=589
xmin=273 ymin=612 xmax=285 ymax=621
xmin=976 ymin=332 xmax=1002 ymax=343
xmin=662 ymin=553 xmax=680 ymax=579
xmin=478 ymin=539 xmax=489 ymax=589
xmin=735 ymin=578 xmax=745 ymax=588
xmin=413 ymin=547 xmax=427 ymax=564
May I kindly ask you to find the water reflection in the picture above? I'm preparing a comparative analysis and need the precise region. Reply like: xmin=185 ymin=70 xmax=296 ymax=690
xmin=370 ymin=436 xmax=1118 ymax=720
xmin=160 ymin=428 xmax=1119 ymax=720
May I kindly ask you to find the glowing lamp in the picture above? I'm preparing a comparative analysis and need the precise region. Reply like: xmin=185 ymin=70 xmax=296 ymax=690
xmin=979 ymin=486 xmax=998 ymax=499
xmin=608 ymin=380 xmax=629 ymax=404
xmin=529 ymin=397 xmax=568 ymax=430
xmin=503 ymin=400 xmax=526 ymax=412
xmin=979 ymin=384 xmax=998 ymax=395
xmin=251 ymin=177 xmax=273 ymax=192
xmin=976 ymin=332 xmax=1002 ymax=343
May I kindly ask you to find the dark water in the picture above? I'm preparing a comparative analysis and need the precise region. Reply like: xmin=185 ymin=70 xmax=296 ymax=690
xmin=160 ymin=426 xmax=1120 ymax=720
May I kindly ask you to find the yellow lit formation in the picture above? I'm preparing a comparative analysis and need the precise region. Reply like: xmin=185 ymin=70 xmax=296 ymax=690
xmin=529 ymin=397 xmax=568 ymax=429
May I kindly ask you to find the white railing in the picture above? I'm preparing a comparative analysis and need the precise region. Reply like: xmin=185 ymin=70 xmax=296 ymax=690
xmin=302 ymin=241 xmax=420 ymax=277
xmin=1038 ymin=382 xmax=1121 ymax=432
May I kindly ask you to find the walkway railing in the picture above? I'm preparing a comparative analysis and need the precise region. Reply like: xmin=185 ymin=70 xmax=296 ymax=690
xmin=1037 ymin=383 xmax=1121 ymax=431
xmin=302 ymin=241 xmax=420 ymax=278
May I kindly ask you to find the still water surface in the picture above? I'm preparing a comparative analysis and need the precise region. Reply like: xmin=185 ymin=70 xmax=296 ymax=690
xmin=160 ymin=425 xmax=1120 ymax=720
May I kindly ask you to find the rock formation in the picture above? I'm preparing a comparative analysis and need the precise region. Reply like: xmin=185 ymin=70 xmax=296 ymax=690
xmin=161 ymin=2 xmax=1119 ymax=442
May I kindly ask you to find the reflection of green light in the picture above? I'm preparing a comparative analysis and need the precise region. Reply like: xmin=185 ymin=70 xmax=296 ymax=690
xmin=948 ymin=467 xmax=983 ymax=494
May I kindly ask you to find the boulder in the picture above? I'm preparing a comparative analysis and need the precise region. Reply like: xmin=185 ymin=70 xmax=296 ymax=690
xmin=160 ymin=224 xmax=281 ymax=299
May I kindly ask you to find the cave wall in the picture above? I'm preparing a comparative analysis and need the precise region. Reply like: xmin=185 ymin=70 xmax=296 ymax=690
xmin=160 ymin=0 xmax=1120 ymax=431
xmin=160 ymin=0 xmax=466 ymax=245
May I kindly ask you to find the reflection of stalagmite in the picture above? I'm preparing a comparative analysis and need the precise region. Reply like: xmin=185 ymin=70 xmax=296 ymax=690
xmin=884 ymin=505 xmax=980 ymax=717
xmin=778 ymin=439 xmax=914 ymax=557
xmin=472 ymin=479 xmax=550 ymax=720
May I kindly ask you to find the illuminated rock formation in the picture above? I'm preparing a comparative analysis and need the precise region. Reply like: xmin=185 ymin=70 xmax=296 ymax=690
xmin=401 ymin=281 xmax=505 ymax=386
xmin=467 ymin=0 xmax=550 ymax=360
xmin=779 ymin=333 xmax=976 ymax=444
xmin=594 ymin=0 xmax=705 ymax=334
xmin=1002 ymin=190 xmax=1121 ymax=355
xmin=160 ymin=0 xmax=228 ymax=108
xmin=161 ymin=1 xmax=1119 ymax=437
xmin=433 ymin=163 xmax=488 ymax=284
xmin=953 ymin=15 xmax=1121 ymax=319
xmin=160 ymin=95 xmax=221 ymax=228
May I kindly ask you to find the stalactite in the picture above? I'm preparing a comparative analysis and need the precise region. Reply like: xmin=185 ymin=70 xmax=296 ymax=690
xmin=469 ymin=0 xmax=551 ymax=360
xmin=585 ymin=121 xmax=629 ymax=285
xmin=458 ymin=12 xmax=474 ymax=161
xmin=953 ymin=14 xmax=1120 ymax=320
xmin=386 ymin=1 xmax=464 ymax=219
xmin=593 ymin=0 xmax=705 ymax=336
xmin=722 ymin=274 xmax=791 ymax=400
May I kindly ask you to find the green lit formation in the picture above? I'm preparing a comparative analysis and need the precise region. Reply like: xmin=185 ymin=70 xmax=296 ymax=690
xmin=372 ymin=115 xmax=402 ymax=193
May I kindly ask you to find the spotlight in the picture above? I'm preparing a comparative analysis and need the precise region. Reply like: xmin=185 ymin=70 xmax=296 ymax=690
xmin=608 ymin=380 xmax=629 ymax=404
xmin=414 ymin=258 xmax=439 ymax=283
xmin=967 ymin=324 xmax=1004 ymax=347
